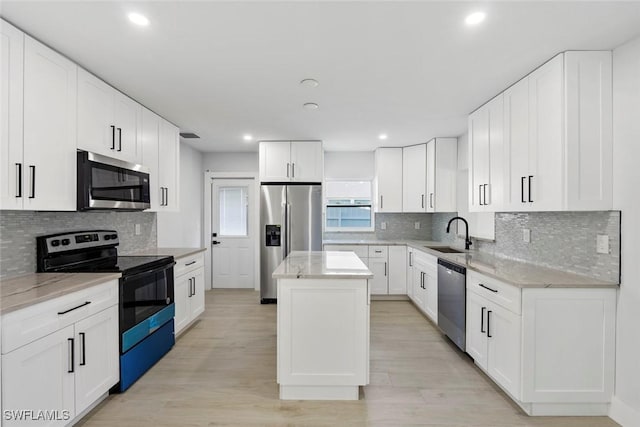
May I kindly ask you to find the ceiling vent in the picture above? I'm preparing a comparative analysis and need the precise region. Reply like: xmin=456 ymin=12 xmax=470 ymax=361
xmin=180 ymin=132 xmax=200 ymax=139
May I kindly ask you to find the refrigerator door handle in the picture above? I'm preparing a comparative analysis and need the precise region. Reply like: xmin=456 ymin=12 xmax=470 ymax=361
xmin=286 ymin=203 xmax=292 ymax=257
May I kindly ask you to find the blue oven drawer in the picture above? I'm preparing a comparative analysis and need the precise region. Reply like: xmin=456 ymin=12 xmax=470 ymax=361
xmin=119 ymin=319 xmax=175 ymax=392
xmin=122 ymin=304 xmax=175 ymax=353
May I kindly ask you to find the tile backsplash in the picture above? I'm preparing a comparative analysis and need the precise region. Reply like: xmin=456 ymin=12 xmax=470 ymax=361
xmin=433 ymin=211 xmax=621 ymax=283
xmin=324 ymin=213 xmax=433 ymax=241
xmin=0 ymin=210 xmax=157 ymax=279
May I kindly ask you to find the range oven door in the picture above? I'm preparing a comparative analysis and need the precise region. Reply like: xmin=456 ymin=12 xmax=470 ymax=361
xmin=120 ymin=262 xmax=175 ymax=336
xmin=77 ymin=150 xmax=151 ymax=210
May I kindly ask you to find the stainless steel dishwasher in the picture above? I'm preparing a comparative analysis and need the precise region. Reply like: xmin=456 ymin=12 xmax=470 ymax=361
xmin=437 ymin=259 xmax=466 ymax=352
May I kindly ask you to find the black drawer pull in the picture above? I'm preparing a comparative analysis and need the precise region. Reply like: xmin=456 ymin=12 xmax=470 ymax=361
xmin=58 ymin=301 xmax=91 ymax=315
xmin=68 ymin=338 xmax=75 ymax=373
xmin=481 ymin=306 xmax=486 ymax=333
xmin=487 ymin=310 xmax=493 ymax=338
xmin=79 ymin=332 xmax=86 ymax=366
xmin=185 ymin=261 xmax=197 ymax=266
xmin=479 ymin=284 xmax=498 ymax=293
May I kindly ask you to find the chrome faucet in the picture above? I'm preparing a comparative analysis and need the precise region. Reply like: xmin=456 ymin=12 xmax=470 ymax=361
xmin=446 ymin=216 xmax=472 ymax=250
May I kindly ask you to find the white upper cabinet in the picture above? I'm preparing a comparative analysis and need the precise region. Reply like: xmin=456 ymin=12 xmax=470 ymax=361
xmin=374 ymin=148 xmax=403 ymax=212
xmin=158 ymin=119 xmax=180 ymax=211
xmin=259 ymin=141 xmax=323 ymax=183
xmin=22 ymin=35 xmax=77 ymax=211
xmin=426 ymin=138 xmax=457 ymax=213
xmin=495 ymin=51 xmax=612 ymax=212
xmin=141 ymin=108 xmax=161 ymax=211
xmin=0 ymin=20 xmax=24 ymax=210
xmin=469 ymin=94 xmax=504 ymax=212
xmin=78 ymin=68 xmax=141 ymax=164
xmin=402 ymin=144 xmax=427 ymax=212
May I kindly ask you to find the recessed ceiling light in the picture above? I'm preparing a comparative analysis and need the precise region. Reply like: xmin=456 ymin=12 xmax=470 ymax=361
xmin=303 ymin=103 xmax=319 ymax=110
xmin=128 ymin=12 xmax=150 ymax=27
xmin=300 ymin=79 xmax=319 ymax=88
xmin=378 ymin=134 xmax=388 ymax=140
xmin=465 ymin=12 xmax=486 ymax=26
xmin=243 ymin=134 xmax=253 ymax=141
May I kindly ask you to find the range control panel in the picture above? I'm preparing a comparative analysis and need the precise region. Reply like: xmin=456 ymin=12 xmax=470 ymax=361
xmin=42 ymin=230 xmax=119 ymax=254
xmin=265 ymin=225 xmax=281 ymax=247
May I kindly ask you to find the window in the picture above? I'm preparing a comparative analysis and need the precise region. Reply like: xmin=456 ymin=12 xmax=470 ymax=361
xmin=219 ymin=186 xmax=248 ymax=236
xmin=325 ymin=181 xmax=374 ymax=232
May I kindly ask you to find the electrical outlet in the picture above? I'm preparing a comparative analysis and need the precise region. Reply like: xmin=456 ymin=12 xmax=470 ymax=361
xmin=597 ymin=234 xmax=610 ymax=254
xmin=135 ymin=224 xmax=141 ymax=236
xmin=523 ymin=228 xmax=531 ymax=243
xmin=414 ymin=222 xmax=421 ymax=230
xmin=380 ymin=222 xmax=387 ymax=230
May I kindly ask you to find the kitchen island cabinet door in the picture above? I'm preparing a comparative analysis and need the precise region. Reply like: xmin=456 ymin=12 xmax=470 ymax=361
xmin=74 ymin=306 xmax=119 ymax=415
xmin=2 ymin=325 xmax=75 ymax=427
xmin=22 ymin=35 xmax=77 ymax=211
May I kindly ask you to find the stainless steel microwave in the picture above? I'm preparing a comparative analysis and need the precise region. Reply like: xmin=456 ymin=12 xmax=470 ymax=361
xmin=77 ymin=151 xmax=151 ymax=211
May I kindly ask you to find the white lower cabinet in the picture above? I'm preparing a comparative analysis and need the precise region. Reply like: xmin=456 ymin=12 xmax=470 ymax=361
xmin=1 ymin=280 xmax=119 ymax=426
xmin=366 ymin=258 xmax=388 ymax=295
xmin=408 ymin=250 xmax=438 ymax=323
xmin=174 ymin=253 xmax=206 ymax=336
xmin=466 ymin=270 xmax=616 ymax=415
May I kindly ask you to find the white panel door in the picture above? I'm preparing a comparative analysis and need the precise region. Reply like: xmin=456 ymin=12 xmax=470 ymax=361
xmin=2 ymin=325 xmax=75 ymax=427
xmin=423 ymin=268 xmax=438 ymax=323
xmin=487 ymin=303 xmax=521 ymax=399
xmin=158 ymin=119 xmax=179 ymax=211
xmin=0 ymin=20 xmax=24 ymax=210
xmin=466 ymin=291 xmax=488 ymax=370
xmin=77 ymin=68 xmax=116 ymax=157
xmin=503 ymin=77 xmax=529 ymax=212
xmin=387 ymin=246 xmax=407 ymax=295
xmin=290 ymin=141 xmax=322 ymax=182
xmin=174 ymin=274 xmax=191 ymax=334
xmin=74 ymin=305 xmax=119 ymax=415
xmin=425 ymin=140 xmax=436 ymax=212
xmin=366 ymin=258 xmax=388 ymax=295
xmin=22 ymin=36 xmax=77 ymax=211
xmin=528 ymin=53 xmax=564 ymax=211
xmin=113 ymin=92 xmax=141 ymax=163
xmin=141 ymin=108 xmax=161 ymax=211
xmin=260 ymin=141 xmax=291 ymax=182
xmin=211 ymin=179 xmax=255 ymax=288
xmin=374 ymin=148 xmax=403 ymax=212
xmin=402 ymin=144 xmax=427 ymax=212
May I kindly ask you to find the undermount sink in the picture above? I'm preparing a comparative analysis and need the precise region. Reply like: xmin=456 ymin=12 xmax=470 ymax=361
xmin=424 ymin=246 xmax=465 ymax=254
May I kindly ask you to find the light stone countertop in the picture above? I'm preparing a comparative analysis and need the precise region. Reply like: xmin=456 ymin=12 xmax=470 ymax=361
xmin=0 ymin=272 xmax=122 ymax=315
xmin=127 ymin=247 xmax=207 ymax=260
xmin=272 ymin=251 xmax=374 ymax=280
xmin=323 ymin=239 xmax=618 ymax=289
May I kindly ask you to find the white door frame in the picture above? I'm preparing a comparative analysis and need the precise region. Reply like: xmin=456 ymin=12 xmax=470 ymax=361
xmin=204 ymin=171 xmax=260 ymax=291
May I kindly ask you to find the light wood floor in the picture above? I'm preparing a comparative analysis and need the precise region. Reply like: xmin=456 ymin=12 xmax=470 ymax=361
xmin=78 ymin=290 xmax=619 ymax=427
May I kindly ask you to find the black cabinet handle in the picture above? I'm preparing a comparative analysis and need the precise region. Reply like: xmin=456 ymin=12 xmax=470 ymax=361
xmin=483 ymin=184 xmax=488 ymax=205
xmin=28 ymin=165 xmax=35 ymax=199
xmin=528 ymin=175 xmax=533 ymax=203
xmin=487 ymin=310 xmax=492 ymax=338
xmin=479 ymin=185 xmax=483 ymax=205
xmin=79 ymin=332 xmax=86 ymax=366
xmin=111 ymin=125 xmax=115 ymax=150
xmin=521 ymin=176 xmax=526 ymax=203
xmin=409 ymin=252 xmax=413 ymax=267
xmin=292 ymin=163 xmax=295 ymax=178
xmin=430 ymin=193 xmax=433 ymax=208
xmin=481 ymin=307 xmax=486 ymax=333
xmin=165 ymin=187 xmax=169 ymax=206
xmin=479 ymin=283 xmax=498 ymax=293
xmin=185 ymin=261 xmax=196 ymax=266
xmin=421 ymin=194 xmax=425 ymax=208
xmin=380 ymin=195 xmax=383 ymax=209
xmin=15 ymin=163 xmax=22 ymax=198
xmin=286 ymin=163 xmax=290 ymax=178
xmin=192 ymin=277 xmax=196 ymax=295
xmin=384 ymin=262 xmax=387 ymax=277
xmin=117 ymin=128 xmax=122 ymax=152
xmin=421 ymin=272 xmax=425 ymax=289
xmin=58 ymin=301 xmax=91 ymax=315
xmin=188 ymin=278 xmax=192 ymax=297
xmin=68 ymin=338 xmax=75 ymax=373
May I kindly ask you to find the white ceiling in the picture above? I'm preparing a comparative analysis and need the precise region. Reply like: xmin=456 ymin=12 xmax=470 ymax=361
xmin=2 ymin=1 xmax=640 ymax=152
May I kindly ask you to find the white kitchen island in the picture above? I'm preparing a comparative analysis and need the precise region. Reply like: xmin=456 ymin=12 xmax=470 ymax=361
xmin=272 ymin=251 xmax=373 ymax=400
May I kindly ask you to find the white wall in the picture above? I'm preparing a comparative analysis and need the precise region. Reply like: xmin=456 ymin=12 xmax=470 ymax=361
xmin=157 ymin=143 xmax=204 ymax=247
xmin=203 ymin=152 xmax=258 ymax=172
xmin=324 ymin=151 xmax=374 ymax=180
xmin=610 ymin=35 xmax=640 ymax=427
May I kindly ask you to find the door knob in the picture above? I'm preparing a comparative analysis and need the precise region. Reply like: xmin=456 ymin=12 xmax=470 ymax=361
xmin=212 ymin=241 xmax=221 ymax=245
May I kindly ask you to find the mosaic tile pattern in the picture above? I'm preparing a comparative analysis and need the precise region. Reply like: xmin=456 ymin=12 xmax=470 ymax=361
xmin=0 ymin=211 xmax=157 ymax=279
xmin=433 ymin=211 xmax=621 ymax=283
xmin=323 ymin=213 xmax=433 ymax=241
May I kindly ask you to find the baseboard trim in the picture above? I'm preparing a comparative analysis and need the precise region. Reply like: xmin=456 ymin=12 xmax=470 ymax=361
xmin=610 ymin=396 xmax=640 ymax=427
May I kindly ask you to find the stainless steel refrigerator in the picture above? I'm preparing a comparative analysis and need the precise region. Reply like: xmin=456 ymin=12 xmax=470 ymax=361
xmin=260 ymin=184 xmax=322 ymax=303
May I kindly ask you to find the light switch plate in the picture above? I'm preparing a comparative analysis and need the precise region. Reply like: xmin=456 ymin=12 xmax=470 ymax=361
xmin=135 ymin=224 xmax=141 ymax=235
xmin=380 ymin=222 xmax=387 ymax=230
xmin=597 ymin=234 xmax=610 ymax=254
xmin=414 ymin=222 xmax=420 ymax=230
xmin=523 ymin=228 xmax=531 ymax=243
